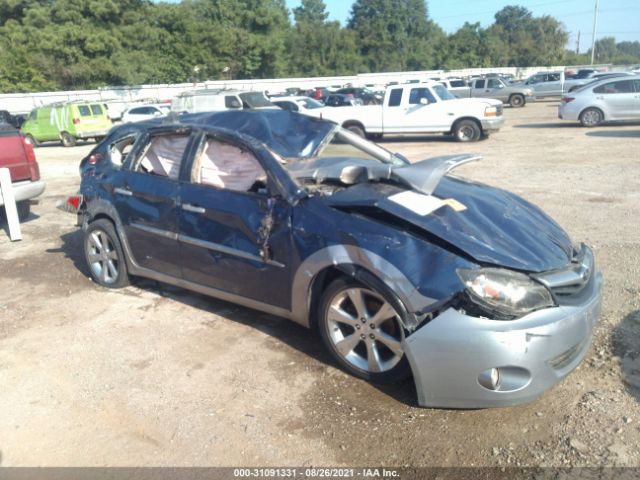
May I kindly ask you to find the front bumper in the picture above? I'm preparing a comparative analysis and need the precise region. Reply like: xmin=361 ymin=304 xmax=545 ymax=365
xmin=0 ymin=179 xmax=46 ymax=206
xmin=480 ymin=116 xmax=505 ymax=133
xmin=403 ymin=270 xmax=602 ymax=408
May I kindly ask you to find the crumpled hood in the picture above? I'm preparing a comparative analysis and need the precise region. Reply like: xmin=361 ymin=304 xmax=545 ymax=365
xmin=325 ymin=177 xmax=573 ymax=273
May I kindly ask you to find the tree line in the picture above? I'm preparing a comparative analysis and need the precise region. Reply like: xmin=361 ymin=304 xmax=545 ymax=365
xmin=0 ymin=0 xmax=638 ymax=93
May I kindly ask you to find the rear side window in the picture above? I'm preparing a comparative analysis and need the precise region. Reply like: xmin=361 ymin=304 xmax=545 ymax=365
xmin=450 ymin=80 xmax=466 ymax=87
xmin=225 ymin=96 xmax=242 ymax=109
xmin=90 ymin=104 xmax=103 ymax=115
xmin=388 ymin=89 xmax=403 ymax=107
xmin=78 ymin=106 xmax=91 ymax=116
xmin=634 ymin=80 xmax=640 ymax=93
xmin=135 ymin=133 xmax=191 ymax=180
xmin=475 ymin=80 xmax=485 ymax=88
xmin=593 ymin=80 xmax=633 ymax=94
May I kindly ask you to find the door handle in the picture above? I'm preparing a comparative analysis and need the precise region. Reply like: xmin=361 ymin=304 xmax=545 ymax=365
xmin=182 ymin=203 xmax=205 ymax=214
xmin=114 ymin=187 xmax=132 ymax=196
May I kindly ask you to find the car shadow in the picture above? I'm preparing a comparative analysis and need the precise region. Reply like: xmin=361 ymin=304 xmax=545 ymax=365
xmin=0 ymin=210 xmax=41 ymax=238
xmin=376 ymin=135 xmax=457 ymax=144
xmin=56 ymin=229 xmax=419 ymax=407
xmin=586 ymin=130 xmax=640 ymax=138
xmin=513 ymin=123 xmax=581 ymax=129
xmin=612 ymin=309 xmax=640 ymax=403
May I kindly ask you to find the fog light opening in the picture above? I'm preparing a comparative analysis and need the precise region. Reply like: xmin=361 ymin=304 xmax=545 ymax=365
xmin=478 ymin=368 xmax=502 ymax=391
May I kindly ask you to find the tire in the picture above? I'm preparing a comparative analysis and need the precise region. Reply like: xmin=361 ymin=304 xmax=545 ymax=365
xmin=317 ymin=277 xmax=411 ymax=384
xmin=579 ymin=108 xmax=603 ymax=127
xmin=453 ymin=119 xmax=481 ymax=142
xmin=61 ymin=132 xmax=77 ymax=147
xmin=24 ymin=134 xmax=39 ymax=147
xmin=509 ymin=94 xmax=525 ymax=108
xmin=345 ymin=124 xmax=365 ymax=138
xmin=16 ymin=201 xmax=30 ymax=221
xmin=84 ymin=219 xmax=130 ymax=288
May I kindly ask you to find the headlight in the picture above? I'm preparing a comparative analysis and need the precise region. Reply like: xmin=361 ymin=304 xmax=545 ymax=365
xmin=457 ymin=268 xmax=555 ymax=318
xmin=484 ymin=106 xmax=497 ymax=117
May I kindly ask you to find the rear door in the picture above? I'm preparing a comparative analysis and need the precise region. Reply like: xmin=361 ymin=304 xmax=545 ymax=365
xmin=177 ymin=133 xmax=293 ymax=309
xmin=112 ymin=127 xmax=195 ymax=277
xmin=383 ymin=86 xmax=447 ymax=133
xmin=594 ymin=79 xmax=636 ymax=119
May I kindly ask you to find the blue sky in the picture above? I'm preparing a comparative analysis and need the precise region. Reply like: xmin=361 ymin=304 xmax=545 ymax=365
xmin=285 ymin=0 xmax=640 ymax=49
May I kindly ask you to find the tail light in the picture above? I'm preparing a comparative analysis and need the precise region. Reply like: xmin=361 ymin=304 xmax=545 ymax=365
xmin=57 ymin=194 xmax=83 ymax=214
xmin=73 ymin=118 xmax=80 ymax=125
xmin=562 ymin=97 xmax=575 ymax=104
xmin=22 ymin=135 xmax=41 ymax=181
xmin=88 ymin=153 xmax=103 ymax=165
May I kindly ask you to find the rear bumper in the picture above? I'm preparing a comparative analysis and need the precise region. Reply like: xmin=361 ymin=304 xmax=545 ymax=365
xmin=0 ymin=179 xmax=46 ymax=206
xmin=480 ymin=116 xmax=505 ymax=133
xmin=403 ymin=271 xmax=602 ymax=408
xmin=75 ymin=129 xmax=109 ymax=139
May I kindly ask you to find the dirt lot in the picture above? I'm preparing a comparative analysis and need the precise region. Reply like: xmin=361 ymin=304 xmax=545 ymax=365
xmin=1 ymin=101 xmax=639 ymax=468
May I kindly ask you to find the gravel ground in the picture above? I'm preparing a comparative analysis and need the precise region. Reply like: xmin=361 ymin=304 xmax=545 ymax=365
xmin=0 ymin=101 xmax=639 ymax=468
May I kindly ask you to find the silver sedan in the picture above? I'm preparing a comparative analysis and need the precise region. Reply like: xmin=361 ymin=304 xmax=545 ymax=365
xmin=559 ymin=74 xmax=640 ymax=127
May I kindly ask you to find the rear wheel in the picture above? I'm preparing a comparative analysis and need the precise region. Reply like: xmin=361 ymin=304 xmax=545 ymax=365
xmin=84 ymin=219 xmax=130 ymax=288
xmin=317 ymin=278 xmax=411 ymax=384
xmin=509 ymin=94 xmax=525 ymax=108
xmin=345 ymin=124 xmax=365 ymax=138
xmin=453 ymin=119 xmax=481 ymax=142
xmin=579 ymin=108 xmax=603 ymax=127
xmin=61 ymin=132 xmax=77 ymax=147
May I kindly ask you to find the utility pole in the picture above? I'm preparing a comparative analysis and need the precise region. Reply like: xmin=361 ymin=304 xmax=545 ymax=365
xmin=590 ymin=0 xmax=599 ymax=65
xmin=576 ymin=30 xmax=581 ymax=54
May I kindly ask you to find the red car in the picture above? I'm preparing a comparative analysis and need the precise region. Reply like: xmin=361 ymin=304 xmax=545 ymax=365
xmin=0 ymin=123 xmax=45 ymax=220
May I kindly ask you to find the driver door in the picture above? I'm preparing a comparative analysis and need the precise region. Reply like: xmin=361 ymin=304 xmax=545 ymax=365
xmin=177 ymin=133 xmax=293 ymax=309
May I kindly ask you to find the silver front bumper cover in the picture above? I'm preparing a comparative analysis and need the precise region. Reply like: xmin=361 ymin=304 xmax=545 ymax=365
xmin=403 ymin=271 xmax=602 ymax=408
xmin=480 ymin=116 xmax=505 ymax=133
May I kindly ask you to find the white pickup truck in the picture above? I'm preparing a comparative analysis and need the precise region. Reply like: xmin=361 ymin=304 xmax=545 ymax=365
xmin=319 ymin=82 xmax=504 ymax=142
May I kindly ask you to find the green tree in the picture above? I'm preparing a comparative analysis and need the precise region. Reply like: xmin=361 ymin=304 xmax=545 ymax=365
xmin=347 ymin=0 xmax=440 ymax=72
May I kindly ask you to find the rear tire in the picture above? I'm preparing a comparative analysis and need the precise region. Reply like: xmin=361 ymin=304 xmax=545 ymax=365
xmin=579 ymin=108 xmax=603 ymax=127
xmin=509 ymin=94 xmax=525 ymax=108
xmin=345 ymin=124 xmax=365 ymax=138
xmin=453 ymin=119 xmax=481 ymax=142
xmin=84 ymin=219 xmax=130 ymax=289
xmin=61 ymin=132 xmax=77 ymax=147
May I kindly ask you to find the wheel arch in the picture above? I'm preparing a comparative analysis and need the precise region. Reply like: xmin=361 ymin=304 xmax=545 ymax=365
xmin=342 ymin=120 xmax=366 ymax=134
xmin=291 ymin=245 xmax=437 ymax=332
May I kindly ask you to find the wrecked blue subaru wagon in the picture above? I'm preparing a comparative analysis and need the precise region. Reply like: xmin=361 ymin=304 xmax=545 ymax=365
xmin=71 ymin=110 xmax=602 ymax=408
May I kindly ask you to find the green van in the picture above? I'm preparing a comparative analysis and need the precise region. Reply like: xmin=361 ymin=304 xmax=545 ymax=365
xmin=21 ymin=102 xmax=112 ymax=147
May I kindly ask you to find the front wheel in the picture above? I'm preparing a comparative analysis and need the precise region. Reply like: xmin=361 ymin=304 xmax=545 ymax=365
xmin=453 ymin=119 xmax=481 ymax=142
xmin=579 ymin=108 xmax=603 ymax=127
xmin=84 ymin=219 xmax=130 ymax=288
xmin=509 ymin=94 xmax=525 ymax=108
xmin=61 ymin=132 xmax=77 ymax=147
xmin=317 ymin=278 xmax=411 ymax=384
